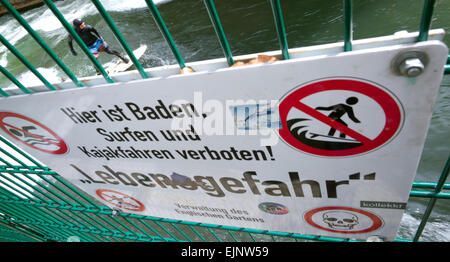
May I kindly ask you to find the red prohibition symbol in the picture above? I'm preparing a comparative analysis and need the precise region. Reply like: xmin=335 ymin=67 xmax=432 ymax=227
xmin=278 ymin=78 xmax=403 ymax=157
xmin=0 ymin=112 xmax=68 ymax=155
xmin=304 ymin=206 xmax=383 ymax=234
xmin=96 ymin=189 xmax=146 ymax=212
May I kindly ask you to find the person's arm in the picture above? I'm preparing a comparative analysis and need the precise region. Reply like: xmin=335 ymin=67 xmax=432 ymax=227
xmin=87 ymin=25 xmax=101 ymax=39
xmin=315 ymin=105 xmax=334 ymax=111
xmin=346 ymin=108 xmax=360 ymax=123
xmin=67 ymin=34 xmax=77 ymax=56
xmin=87 ymin=26 xmax=108 ymax=48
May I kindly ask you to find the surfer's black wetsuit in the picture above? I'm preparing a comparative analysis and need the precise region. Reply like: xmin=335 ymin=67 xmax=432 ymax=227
xmin=68 ymin=21 xmax=128 ymax=63
xmin=68 ymin=25 xmax=100 ymax=48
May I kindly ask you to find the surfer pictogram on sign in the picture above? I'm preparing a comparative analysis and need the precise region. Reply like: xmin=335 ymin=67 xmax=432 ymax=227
xmin=0 ymin=112 xmax=68 ymax=155
xmin=278 ymin=78 xmax=403 ymax=157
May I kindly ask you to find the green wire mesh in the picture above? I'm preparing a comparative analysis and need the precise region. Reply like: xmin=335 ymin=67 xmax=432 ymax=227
xmin=0 ymin=131 xmax=449 ymax=242
xmin=0 ymin=0 xmax=449 ymax=242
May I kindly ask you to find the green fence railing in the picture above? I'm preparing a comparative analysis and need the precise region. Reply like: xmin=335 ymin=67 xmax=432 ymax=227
xmin=145 ymin=0 xmax=187 ymax=70
xmin=203 ymin=0 xmax=235 ymax=66
xmin=269 ymin=0 xmax=290 ymax=60
xmin=0 ymin=32 xmax=56 ymax=91
xmin=0 ymin=65 xmax=30 ymax=95
xmin=92 ymin=0 xmax=149 ymax=79
xmin=0 ymin=0 xmax=83 ymax=88
xmin=0 ymin=131 xmax=448 ymax=242
xmin=0 ymin=0 xmax=448 ymax=242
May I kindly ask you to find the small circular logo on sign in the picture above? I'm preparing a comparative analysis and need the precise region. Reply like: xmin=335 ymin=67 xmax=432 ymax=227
xmin=258 ymin=202 xmax=289 ymax=215
xmin=278 ymin=78 xmax=403 ymax=157
xmin=0 ymin=112 xmax=68 ymax=155
xmin=96 ymin=189 xmax=145 ymax=212
xmin=304 ymin=206 xmax=383 ymax=234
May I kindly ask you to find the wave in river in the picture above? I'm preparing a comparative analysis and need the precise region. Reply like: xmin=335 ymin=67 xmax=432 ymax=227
xmin=0 ymin=52 xmax=6 ymax=67
xmin=6 ymin=67 xmax=62 ymax=88
xmin=0 ymin=0 xmax=173 ymax=49
xmin=398 ymin=213 xmax=450 ymax=241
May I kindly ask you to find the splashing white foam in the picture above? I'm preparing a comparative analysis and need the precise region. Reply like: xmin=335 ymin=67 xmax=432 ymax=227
xmin=398 ymin=213 xmax=450 ymax=241
xmin=0 ymin=53 xmax=7 ymax=67
xmin=0 ymin=0 xmax=174 ymax=47
xmin=101 ymin=0 xmax=173 ymax=12
xmin=6 ymin=67 xmax=61 ymax=89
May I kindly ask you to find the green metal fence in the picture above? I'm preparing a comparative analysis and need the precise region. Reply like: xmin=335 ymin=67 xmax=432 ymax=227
xmin=0 ymin=0 xmax=449 ymax=242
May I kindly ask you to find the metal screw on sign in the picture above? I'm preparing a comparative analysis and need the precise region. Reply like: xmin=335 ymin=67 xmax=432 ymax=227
xmin=399 ymin=58 xmax=425 ymax=77
xmin=111 ymin=207 xmax=122 ymax=217
xmin=392 ymin=51 xmax=428 ymax=78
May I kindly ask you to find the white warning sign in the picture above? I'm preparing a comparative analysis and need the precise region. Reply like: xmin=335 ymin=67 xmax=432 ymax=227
xmin=0 ymin=40 xmax=447 ymax=241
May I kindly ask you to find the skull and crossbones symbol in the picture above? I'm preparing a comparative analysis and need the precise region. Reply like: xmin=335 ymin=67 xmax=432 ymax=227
xmin=322 ymin=211 xmax=359 ymax=230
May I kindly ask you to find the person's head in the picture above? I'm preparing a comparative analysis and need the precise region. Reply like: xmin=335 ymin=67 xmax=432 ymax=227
xmin=346 ymin=96 xmax=358 ymax=105
xmin=73 ymin=19 xmax=85 ymax=29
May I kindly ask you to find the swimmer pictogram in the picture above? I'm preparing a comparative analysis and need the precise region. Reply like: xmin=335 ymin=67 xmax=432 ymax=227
xmin=0 ymin=112 xmax=68 ymax=155
xmin=96 ymin=189 xmax=145 ymax=212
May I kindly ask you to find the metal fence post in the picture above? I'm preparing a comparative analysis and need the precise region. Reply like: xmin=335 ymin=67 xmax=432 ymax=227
xmin=413 ymin=155 xmax=450 ymax=241
xmin=90 ymin=0 xmax=149 ymax=79
xmin=203 ymin=0 xmax=234 ymax=66
xmin=417 ymin=0 xmax=436 ymax=42
xmin=0 ymin=34 xmax=56 ymax=91
xmin=343 ymin=0 xmax=353 ymax=52
xmin=269 ymin=0 xmax=290 ymax=60
xmin=0 ymin=65 xmax=31 ymax=95
xmin=144 ymin=0 xmax=186 ymax=69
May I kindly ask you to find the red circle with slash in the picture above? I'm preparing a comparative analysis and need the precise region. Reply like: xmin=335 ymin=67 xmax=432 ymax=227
xmin=304 ymin=206 xmax=383 ymax=234
xmin=278 ymin=78 xmax=403 ymax=157
xmin=0 ymin=112 xmax=68 ymax=155
xmin=96 ymin=189 xmax=145 ymax=212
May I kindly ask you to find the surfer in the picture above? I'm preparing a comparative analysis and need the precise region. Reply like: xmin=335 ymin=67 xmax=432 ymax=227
xmin=315 ymin=96 xmax=361 ymax=138
xmin=68 ymin=19 xmax=129 ymax=64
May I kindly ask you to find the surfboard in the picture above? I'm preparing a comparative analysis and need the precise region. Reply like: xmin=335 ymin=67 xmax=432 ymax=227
xmin=309 ymin=132 xmax=360 ymax=143
xmin=104 ymin=45 xmax=147 ymax=75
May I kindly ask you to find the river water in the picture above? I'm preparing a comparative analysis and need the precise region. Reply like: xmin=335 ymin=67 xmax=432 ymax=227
xmin=0 ymin=0 xmax=448 ymax=241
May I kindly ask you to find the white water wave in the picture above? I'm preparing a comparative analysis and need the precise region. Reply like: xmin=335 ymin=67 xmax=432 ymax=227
xmin=29 ymin=2 xmax=98 ymax=33
xmin=0 ymin=53 xmax=7 ymax=67
xmin=101 ymin=0 xmax=173 ymax=12
xmin=0 ymin=18 xmax=28 ymax=51
xmin=0 ymin=0 xmax=173 ymax=49
xmin=398 ymin=213 xmax=450 ymax=241
xmin=6 ymin=67 xmax=61 ymax=90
